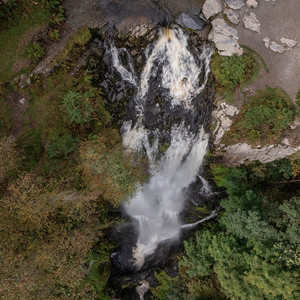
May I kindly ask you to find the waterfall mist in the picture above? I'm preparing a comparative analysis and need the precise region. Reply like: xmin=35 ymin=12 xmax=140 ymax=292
xmin=109 ymin=27 xmax=213 ymax=266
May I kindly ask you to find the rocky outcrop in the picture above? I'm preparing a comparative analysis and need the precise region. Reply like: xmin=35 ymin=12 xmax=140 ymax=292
xmin=280 ymin=38 xmax=298 ymax=48
xmin=202 ymin=0 xmax=223 ymax=19
xmin=212 ymin=102 xmax=239 ymax=144
xmin=243 ymin=12 xmax=260 ymax=32
xmin=263 ymin=36 xmax=270 ymax=48
xmin=246 ymin=0 xmax=258 ymax=8
xmin=223 ymin=143 xmax=300 ymax=165
xmin=224 ymin=0 xmax=245 ymax=10
xmin=208 ymin=18 xmax=243 ymax=56
xmin=270 ymin=41 xmax=286 ymax=53
xmin=176 ymin=13 xmax=206 ymax=30
xmin=224 ymin=8 xmax=240 ymax=24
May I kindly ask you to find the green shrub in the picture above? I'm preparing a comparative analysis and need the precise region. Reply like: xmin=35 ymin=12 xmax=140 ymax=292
xmin=61 ymin=89 xmax=110 ymax=128
xmin=296 ymin=89 xmax=300 ymax=108
xmin=211 ymin=52 xmax=259 ymax=89
xmin=225 ymin=87 xmax=296 ymax=145
xmin=26 ymin=42 xmax=45 ymax=62
xmin=49 ymin=29 xmax=59 ymax=41
xmin=0 ymin=96 xmax=13 ymax=135
xmin=46 ymin=133 xmax=79 ymax=159
xmin=0 ymin=0 xmax=17 ymax=22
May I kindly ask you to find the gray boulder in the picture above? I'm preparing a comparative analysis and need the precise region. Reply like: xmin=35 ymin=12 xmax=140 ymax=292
xmin=224 ymin=8 xmax=240 ymax=25
xmin=243 ymin=12 xmax=260 ymax=32
xmin=270 ymin=41 xmax=286 ymax=53
xmin=280 ymin=38 xmax=298 ymax=48
xmin=225 ymin=0 xmax=245 ymax=9
xmin=202 ymin=0 xmax=223 ymax=19
xmin=176 ymin=13 xmax=205 ymax=30
xmin=208 ymin=18 xmax=243 ymax=56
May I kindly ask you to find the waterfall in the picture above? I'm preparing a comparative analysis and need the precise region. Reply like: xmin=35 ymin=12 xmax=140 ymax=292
xmin=110 ymin=27 xmax=213 ymax=265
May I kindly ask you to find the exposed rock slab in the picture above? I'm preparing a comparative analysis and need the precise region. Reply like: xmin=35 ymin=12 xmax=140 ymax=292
xmin=176 ymin=13 xmax=205 ymax=30
xmin=280 ymin=37 xmax=298 ymax=48
xmin=263 ymin=36 xmax=270 ymax=48
xmin=223 ymin=143 xmax=300 ymax=165
xmin=246 ymin=0 xmax=258 ymax=8
xmin=225 ymin=0 xmax=245 ymax=10
xmin=224 ymin=8 xmax=240 ymax=25
xmin=202 ymin=0 xmax=223 ymax=19
xmin=208 ymin=18 xmax=243 ymax=56
xmin=212 ymin=102 xmax=239 ymax=144
xmin=243 ymin=12 xmax=260 ymax=32
xmin=270 ymin=41 xmax=285 ymax=53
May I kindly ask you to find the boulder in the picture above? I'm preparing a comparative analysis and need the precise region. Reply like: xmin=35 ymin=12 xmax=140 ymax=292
xmin=224 ymin=8 xmax=240 ymax=25
xmin=280 ymin=38 xmax=298 ymax=48
xmin=246 ymin=0 xmax=258 ymax=8
xmin=243 ymin=12 xmax=260 ymax=32
xmin=263 ymin=36 xmax=270 ymax=48
xmin=208 ymin=18 xmax=243 ymax=56
xmin=270 ymin=41 xmax=285 ymax=53
xmin=176 ymin=13 xmax=205 ymax=30
xmin=202 ymin=0 xmax=223 ymax=19
xmin=225 ymin=0 xmax=244 ymax=10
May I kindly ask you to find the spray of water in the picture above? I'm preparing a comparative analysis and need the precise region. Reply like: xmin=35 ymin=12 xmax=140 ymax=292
xmin=110 ymin=27 xmax=213 ymax=263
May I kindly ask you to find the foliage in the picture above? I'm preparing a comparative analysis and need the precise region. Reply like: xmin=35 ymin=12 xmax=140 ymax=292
xmin=49 ymin=28 xmax=59 ymax=41
xmin=61 ymin=88 xmax=110 ymax=129
xmin=0 ymin=0 xmax=17 ymax=22
xmin=179 ymin=158 xmax=300 ymax=300
xmin=0 ymin=0 xmax=51 ymax=81
xmin=17 ymin=129 xmax=43 ymax=170
xmin=0 ymin=136 xmax=21 ymax=191
xmin=296 ymin=89 xmax=300 ymax=108
xmin=0 ymin=174 xmax=101 ymax=299
xmin=224 ymin=87 xmax=296 ymax=145
xmin=0 ymin=95 xmax=13 ymax=135
xmin=46 ymin=133 xmax=79 ymax=159
xmin=26 ymin=41 xmax=45 ymax=62
xmin=79 ymin=129 xmax=148 ymax=206
xmin=211 ymin=52 xmax=259 ymax=89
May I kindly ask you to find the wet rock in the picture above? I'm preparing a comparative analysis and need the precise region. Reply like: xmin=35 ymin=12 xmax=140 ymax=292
xmin=263 ymin=36 xmax=270 ymax=48
xmin=243 ymin=12 xmax=260 ymax=32
xmin=202 ymin=0 xmax=223 ymax=19
xmin=136 ymin=280 xmax=149 ymax=300
xmin=280 ymin=38 xmax=298 ymax=48
xmin=270 ymin=41 xmax=286 ymax=53
xmin=224 ymin=8 xmax=240 ymax=25
xmin=246 ymin=0 xmax=258 ymax=8
xmin=176 ymin=13 xmax=205 ymax=31
xmin=208 ymin=18 xmax=243 ymax=56
xmin=225 ymin=0 xmax=245 ymax=10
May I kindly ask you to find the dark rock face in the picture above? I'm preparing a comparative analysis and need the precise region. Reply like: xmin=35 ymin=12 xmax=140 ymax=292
xmin=176 ymin=13 xmax=206 ymax=30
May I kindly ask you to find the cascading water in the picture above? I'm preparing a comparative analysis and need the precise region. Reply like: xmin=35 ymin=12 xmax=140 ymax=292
xmin=110 ymin=27 xmax=213 ymax=267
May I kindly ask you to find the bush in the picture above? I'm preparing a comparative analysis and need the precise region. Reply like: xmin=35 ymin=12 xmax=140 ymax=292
xmin=225 ymin=87 xmax=296 ymax=145
xmin=211 ymin=52 xmax=259 ymax=89
xmin=26 ymin=42 xmax=45 ymax=62
xmin=0 ymin=0 xmax=17 ymax=22
xmin=61 ymin=89 xmax=110 ymax=128
xmin=46 ymin=133 xmax=79 ymax=159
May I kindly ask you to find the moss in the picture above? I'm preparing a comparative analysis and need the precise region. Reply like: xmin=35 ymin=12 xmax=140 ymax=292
xmin=296 ymin=89 xmax=300 ymax=108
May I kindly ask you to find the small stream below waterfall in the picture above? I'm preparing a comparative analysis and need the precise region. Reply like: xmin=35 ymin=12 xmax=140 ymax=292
xmin=98 ymin=25 xmax=220 ymax=298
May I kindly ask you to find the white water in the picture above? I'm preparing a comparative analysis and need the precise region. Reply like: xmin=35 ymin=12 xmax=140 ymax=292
xmin=111 ymin=27 xmax=212 ymax=262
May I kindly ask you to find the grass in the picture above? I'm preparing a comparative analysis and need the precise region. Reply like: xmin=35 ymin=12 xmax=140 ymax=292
xmin=222 ymin=87 xmax=297 ymax=146
xmin=0 ymin=96 xmax=13 ymax=136
xmin=0 ymin=1 xmax=51 ymax=82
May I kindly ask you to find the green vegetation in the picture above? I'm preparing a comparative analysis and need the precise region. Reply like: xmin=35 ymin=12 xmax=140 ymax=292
xmin=296 ymin=89 xmax=300 ymax=108
xmin=26 ymin=41 xmax=45 ymax=62
xmin=223 ymin=87 xmax=296 ymax=145
xmin=0 ymin=96 xmax=13 ymax=135
xmin=211 ymin=49 xmax=260 ymax=102
xmin=154 ymin=158 xmax=300 ymax=299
